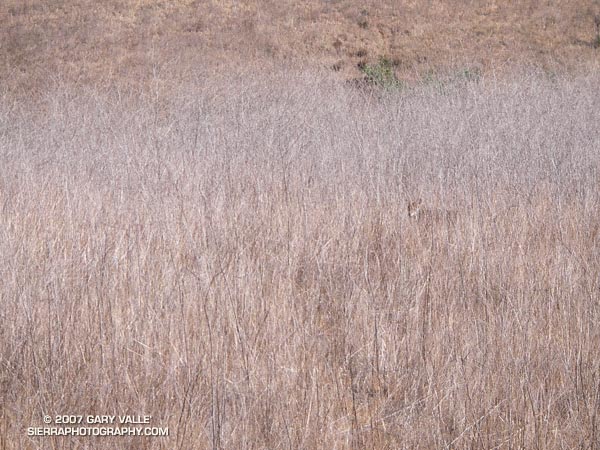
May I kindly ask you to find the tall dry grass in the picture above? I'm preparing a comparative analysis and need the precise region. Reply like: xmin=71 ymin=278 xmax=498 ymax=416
xmin=1 ymin=70 xmax=600 ymax=449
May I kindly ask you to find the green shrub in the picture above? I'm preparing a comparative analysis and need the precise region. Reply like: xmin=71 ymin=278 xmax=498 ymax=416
xmin=359 ymin=57 xmax=403 ymax=90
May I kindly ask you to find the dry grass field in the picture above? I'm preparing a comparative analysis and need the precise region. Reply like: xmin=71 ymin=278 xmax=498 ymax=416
xmin=2 ymin=0 xmax=600 ymax=90
xmin=3 ymin=1 xmax=600 ymax=449
xmin=1 ymin=70 xmax=600 ymax=449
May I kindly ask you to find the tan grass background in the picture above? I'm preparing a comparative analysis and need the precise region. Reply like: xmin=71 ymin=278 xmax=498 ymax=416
xmin=2 ymin=0 xmax=600 ymax=90
xmin=1 ymin=71 xmax=600 ymax=448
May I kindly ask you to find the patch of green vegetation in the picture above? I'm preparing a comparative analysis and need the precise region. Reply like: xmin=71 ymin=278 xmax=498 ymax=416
xmin=359 ymin=57 xmax=403 ymax=90
xmin=457 ymin=67 xmax=481 ymax=82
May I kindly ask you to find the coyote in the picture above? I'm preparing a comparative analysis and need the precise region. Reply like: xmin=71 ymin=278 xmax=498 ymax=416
xmin=407 ymin=199 xmax=458 ymax=225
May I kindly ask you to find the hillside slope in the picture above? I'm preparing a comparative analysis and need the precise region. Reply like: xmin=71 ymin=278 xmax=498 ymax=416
xmin=2 ymin=0 xmax=600 ymax=89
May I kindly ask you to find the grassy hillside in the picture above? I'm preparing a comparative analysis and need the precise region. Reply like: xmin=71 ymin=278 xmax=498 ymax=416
xmin=2 ymin=0 xmax=600 ymax=90
xmin=3 ymin=2 xmax=600 ymax=448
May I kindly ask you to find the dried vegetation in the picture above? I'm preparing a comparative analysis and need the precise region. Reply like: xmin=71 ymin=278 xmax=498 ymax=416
xmin=1 ymin=71 xmax=600 ymax=448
